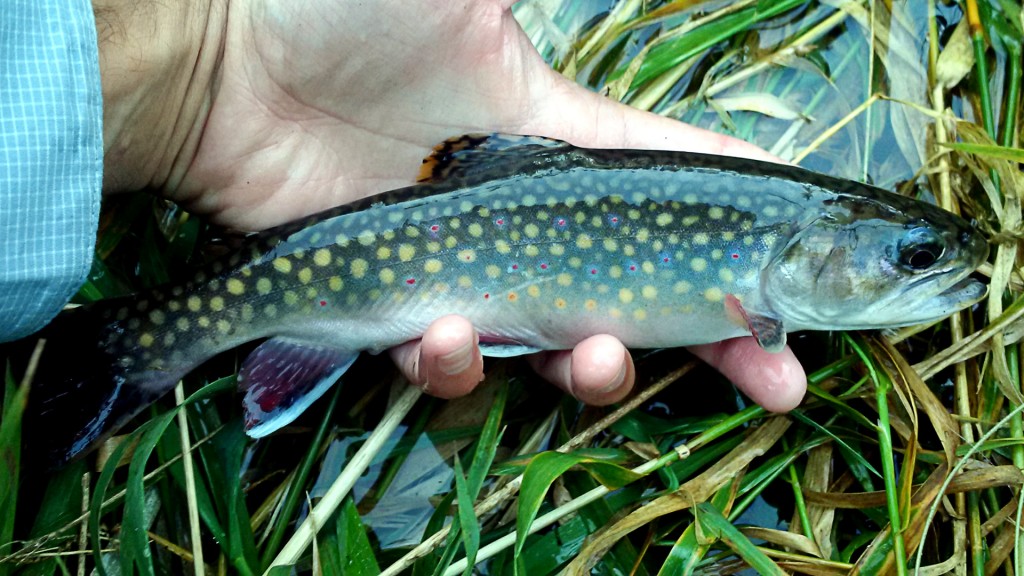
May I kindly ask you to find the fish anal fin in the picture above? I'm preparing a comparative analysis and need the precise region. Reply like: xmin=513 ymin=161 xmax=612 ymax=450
xmin=239 ymin=337 xmax=358 ymax=438
xmin=724 ymin=294 xmax=787 ymax=353
xmin=417 ymin=133 xmax=571 ymax=183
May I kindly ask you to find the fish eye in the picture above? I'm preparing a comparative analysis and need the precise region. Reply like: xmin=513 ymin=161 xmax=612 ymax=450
xmin=898 ymin=227 xmax=944 ymax=270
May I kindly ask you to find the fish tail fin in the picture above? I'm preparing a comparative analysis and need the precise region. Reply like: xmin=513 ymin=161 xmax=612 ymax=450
xmin=13 ymin=304 xmax=148 ymax=468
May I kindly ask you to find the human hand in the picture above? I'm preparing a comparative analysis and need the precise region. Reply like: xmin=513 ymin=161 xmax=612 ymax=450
xmin=97 ymin=0 xmax=806 ymax=411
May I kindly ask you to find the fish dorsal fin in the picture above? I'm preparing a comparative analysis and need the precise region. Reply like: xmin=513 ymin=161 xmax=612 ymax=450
xmin=238 ymin=337 xmax=359 ymax=438
xmin=418 ymin=133 xmax=573 ymax=183
xmin=724 ymin=294 xmax=787 ymax=353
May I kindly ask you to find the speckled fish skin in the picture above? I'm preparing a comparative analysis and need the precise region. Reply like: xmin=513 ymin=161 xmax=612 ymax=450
xmin=25 ymin=134 xmax=988 ymax=465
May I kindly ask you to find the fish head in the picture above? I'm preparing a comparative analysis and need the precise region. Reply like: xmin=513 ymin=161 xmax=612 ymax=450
xmin=761 ymin=190 xmax=988 ymax=331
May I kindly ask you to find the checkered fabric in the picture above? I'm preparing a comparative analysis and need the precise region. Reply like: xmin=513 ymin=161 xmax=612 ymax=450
xmin=1 ymin=0 xmax=102 ymax=342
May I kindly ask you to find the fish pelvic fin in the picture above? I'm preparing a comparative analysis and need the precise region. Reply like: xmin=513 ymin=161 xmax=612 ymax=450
xmin=239 ymin=337 xmax=358 ymax=438
xmin=417 ymin=133 xmax=573 ymax=183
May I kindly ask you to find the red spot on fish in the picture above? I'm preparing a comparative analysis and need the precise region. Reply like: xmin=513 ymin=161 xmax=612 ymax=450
xmin=611 ymin=217 xmax=619 ymax=223
xmin=495 ymin=218 xmax=505 ymax=226
xmin=484 ymin=293 xmax=490 ymax=300
xmin=629 ymin=265 xmax=637 ymax=272
xmin=319 ymin=300 xmax=327 ymax=307
xmin=590 ymin=268 xmax=598 ymax=275
xmin=556 ymin=218 xmax=566 ymax=227
xmin=512 ymin=264 xmax=519 ymax=270
xmin=430 ymin=224 xmax=440 ymax=232
xmin=663 ymin=257 xmax=671 ymax=263
xmin=406 ymin=278 xmax=416 ymax=285
xmin=731 ymin=253 xmax=740 ymax=260
xmin=540 ymin=263 xmax=549 ymax=270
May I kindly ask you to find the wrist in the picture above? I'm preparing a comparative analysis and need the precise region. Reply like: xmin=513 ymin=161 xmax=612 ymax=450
xmin=94 ymin=0 xmax=226 ymax=193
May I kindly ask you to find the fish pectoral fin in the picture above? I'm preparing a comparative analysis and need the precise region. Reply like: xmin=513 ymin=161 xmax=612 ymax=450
xmin=478 ymin=340 xmax=543 ymax=358
xmin=238 ymin=337 xmax=359 ymax=439
xmin=418 ymin=133 xmax=572 ymax=183
xmin=724 ymin=294 xmax=787 ymax=354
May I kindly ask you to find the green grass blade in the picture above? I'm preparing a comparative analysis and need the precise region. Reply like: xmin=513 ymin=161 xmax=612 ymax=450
xmin=693 ymin=502 xmax=785 ymax=576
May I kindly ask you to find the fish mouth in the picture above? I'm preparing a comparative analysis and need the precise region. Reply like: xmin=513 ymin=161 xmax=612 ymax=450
xmin=921 ymin=275 xmax=988 ymax=314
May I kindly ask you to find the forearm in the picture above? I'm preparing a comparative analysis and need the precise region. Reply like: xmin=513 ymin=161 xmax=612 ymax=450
xmin=93 ymin=0 xmax=226 ymax=193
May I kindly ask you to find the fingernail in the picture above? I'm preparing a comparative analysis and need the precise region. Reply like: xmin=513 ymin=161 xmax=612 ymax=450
xmin=599 ymin=357 xmax=628 ymax=393
xmin=437 ymin=338 xmax=476 ymax=376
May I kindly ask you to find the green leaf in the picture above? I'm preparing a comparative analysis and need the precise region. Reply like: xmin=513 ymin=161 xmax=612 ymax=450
xmin=693 ymin=502 xmax=785 ymax=575
xmin=0 ymin=364 xmax=27 ymax=576
xmin=941 ymin=141 xmax=1024 ymax=163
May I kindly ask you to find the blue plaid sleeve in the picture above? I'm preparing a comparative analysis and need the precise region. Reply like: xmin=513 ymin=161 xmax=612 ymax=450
xmin=1 ymin=0 xmax=103 ymax=342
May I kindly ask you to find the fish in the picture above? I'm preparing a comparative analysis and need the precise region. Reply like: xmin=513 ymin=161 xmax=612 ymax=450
xmin=19 ymin=133 xmax=988 ymax=466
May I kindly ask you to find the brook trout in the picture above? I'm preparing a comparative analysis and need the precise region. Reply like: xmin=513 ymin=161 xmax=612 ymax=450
xmin=23 ymin=134 xmax=988 ymax=465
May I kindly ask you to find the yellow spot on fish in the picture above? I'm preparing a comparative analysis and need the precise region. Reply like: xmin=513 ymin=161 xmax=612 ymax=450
xmin=398 ymin=244 xmax=416 ymax=261
xmin=619 ymin=288 xmax=634 ymax=304
xmin=478 ymin=207 xmax=491 ymax=217
xmin=576 ymin=234 xmax=593 ymax=249
xmin=445 ymin=236 xmax=458 ymax=249
xmin=549 ymin=244 xmax=565 ymax=256
xmin=357 ymin=231 xmax=376 ymax=245
xmin=198 ymin=316 xmax=211 ymax=328
xmin=176 ymin=317 xmax=189 ymax=331
xmin=708 ymin=206 xmax=725 ymax=219
xmin=264 ymin=304 xmax=277 ymax=318
xmin=376 ymin=246 xmax=392 ymax=260
xmin=485 ymin=264 xmax=501 ymax=279
xmin=382 ymin=230 xmax=396 ymax=240
xmin=691 ymin=258 xmax=707 ymax=272
xmin=633 ymin=309 xmax=647 ymax=321
xmin=585 ymin=299 xmax=598 ymax=311
xmin=628 ymin=209 xmax=641 ymax=220
xmin=404 ymin=226 xmax=420 ymax=238
xmin=149 ymin=310 xmax=165 ymax=325
xmin=256 ymin=278 xmax=272 ymax=295
xmin=495 ymin=240 xmax=511 ymax=255
xmin=379 ymin=268 xmax=395 ymax=284
xmin=721 ymin=231 xmax=735 ymax=241
xmin=763 ymin=205 xmax=779 ymax=217
xmin=642 ymin=285 xmax=658 ymax=299
xmin=468 ymin=223 xmax=483 ymax=237
xmin=298 ymin=268 xmax=313 ymax=284
xmin=163 ymin=333 xmax=176 ymax=346
xmin=704 ymin=287 xmax=724 ymax=302
xmin=603 ymin=238 xmax=618 ymax=252
xmin=139 ymin=333 xmax=154 ymax=348
xmin=525 ymin=245 xmax=539 ymax=257
xmin=682 ymin=215 xmax=699 ymax=226
xmin=554 ymin=297 xmax=567 ymax=309
xmin=284 ymin=291 xmax=299 ymax=306
xmin=524 ymin=223 xmax=540 ymax=238
xmin=673 ymin=280 xmax=692 ymax=294
xmin=351 ymin=259 xmax=369 ymax=279
xmin=507 ymin=292 xmax=518 ymax=302
xmin=273 ymin=257 xmax=292 ymax=274
xmin=642 ymin=261 xmax=655 ymax=274
xmin=623 ymin=245 xmax=636 ymax=257
xmin=426 ymin=241 xmax=441 ymax=253
xmin=719 ymin=269 xmax=735 ymax=283
xmin=329 ymin=276 xmax=343 ymax=291
xmin=167 ymin=300 xmax=181 ymax=312
xmin=656 ymin=213 xmax=673 ymax=226
xmin=609 ymin=307 xmax=623 ymax=319
xmin=227 ymin=278 xmax=245 ymax=295
xmin=557 ymin=273 xmax=573 ymax=287
xmin=241 ymin=304 xmax=254 ymax=322
xmin=217 ymin=319 xmax=231 ymax=334
xmin=693 ymin=233 xmax=709 ymax=245
xmin=609 ymin=265 xmax=622 ymax=279
xmin=711 ymin=249 xmax=723 ymax=260
xmin=335 ymin=233 xmax=350 ymax=246
xmin=424 ymin=259 xmax=443 ymax=274
xmin=457 ymin=275 xmax=472 ymax=288
xmin=458 ymin=249 xmax=477 ymax=263
xmin=187 ymin=296 xmax=202 ymax=312
xmin=636 ymin=228 xmax=650 ymax=243
xmin=209 ymin=296 xmax=225 ymax=312
xmin=314 ymin=249 xmax=332 ymax=267
xmin=743 ymin=236 xmax=754 ymax=246
xmin=527 ymin=285 xmax=540 ymax=298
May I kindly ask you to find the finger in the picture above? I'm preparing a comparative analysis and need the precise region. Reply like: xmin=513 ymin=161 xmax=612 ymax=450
xmin=527 ymin=334 xmax=634 ymax=405
xmin=688 ymin=338 xmax=806 ymax=412
xmin=388 ymin=315 xmax=484 ymax=399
